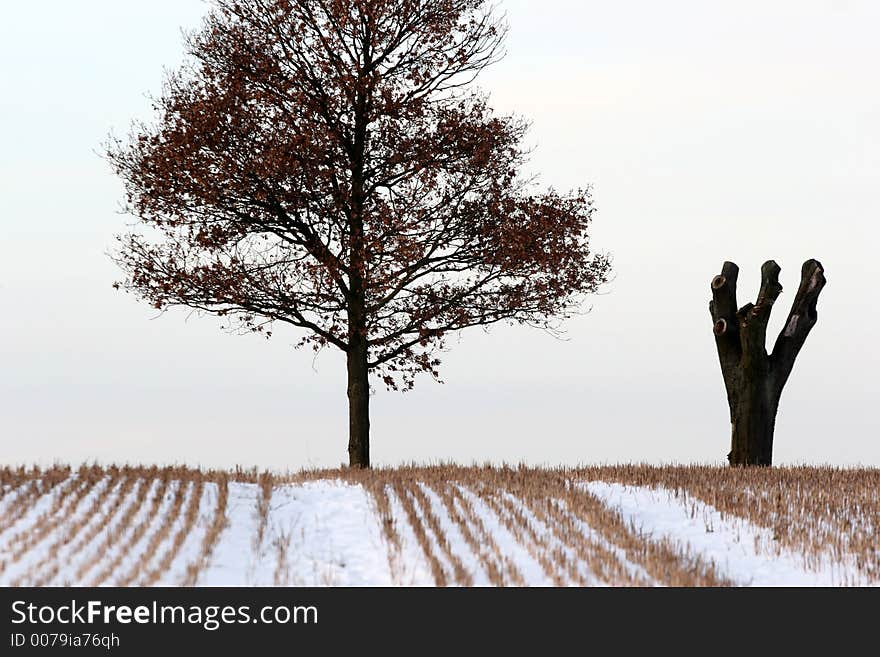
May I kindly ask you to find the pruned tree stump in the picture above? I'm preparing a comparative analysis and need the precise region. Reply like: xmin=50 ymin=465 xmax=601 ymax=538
xmin=709 ymin=260 xmax=826 ymax=466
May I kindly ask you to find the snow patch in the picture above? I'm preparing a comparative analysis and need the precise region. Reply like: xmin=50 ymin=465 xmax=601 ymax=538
xmin=197 ymin=481 xmax=392 ymax=586
xmin=584 ymin=481 xmax=851 ymax=586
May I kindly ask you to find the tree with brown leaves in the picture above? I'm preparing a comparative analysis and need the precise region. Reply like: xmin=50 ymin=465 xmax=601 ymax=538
xmin=108 ymin=0 xmax=610 ymax=468
xmin=710 ymin=260 xmax=826 ymax=466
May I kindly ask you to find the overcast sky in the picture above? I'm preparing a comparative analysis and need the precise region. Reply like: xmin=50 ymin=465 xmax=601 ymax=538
xmin=2 ymin=0 xmax=878 ymax=471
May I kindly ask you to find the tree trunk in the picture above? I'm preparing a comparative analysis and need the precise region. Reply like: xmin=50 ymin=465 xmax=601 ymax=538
xmin=728 ymin=378 xmax=779 ymax=467
xmin=347 ymin=336 xmax=370 ymax=468
xmin=347 ymin=74 xmax=370 ymax=469
xmin=346 ymin=253 xmax=370 ymax=468
xmin=710 ymin=260 xmax=826 ymax=467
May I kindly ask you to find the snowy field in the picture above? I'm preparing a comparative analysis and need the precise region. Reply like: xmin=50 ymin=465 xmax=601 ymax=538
xmin=0 ymin=465 xmax=876 ymax=586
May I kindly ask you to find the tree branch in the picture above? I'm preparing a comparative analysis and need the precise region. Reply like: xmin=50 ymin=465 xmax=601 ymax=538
xmin=709 ymin=261 xmax=742 ymax=393
xmin=770 ymin=259 xmax=826 ymax=392
xmin=735 ymin=260 xmax=783 ymax=372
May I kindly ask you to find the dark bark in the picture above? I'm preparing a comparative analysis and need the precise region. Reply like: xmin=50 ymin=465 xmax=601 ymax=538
xmin=347 ymin=327 xmax=370 ymax=469
xmin=344 ymin=61 xmax=371 ymax=469
xmin=345 ymin=259 xmax=371 ymax=468
xmin=709 ymin=259 xmax=826 ymax=466
xmin=345 ymin=280 xmax=371 ymax=469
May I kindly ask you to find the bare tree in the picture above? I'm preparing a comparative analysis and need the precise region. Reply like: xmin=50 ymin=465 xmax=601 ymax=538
xmin=710 ymin=259 xmax=826 ymax=466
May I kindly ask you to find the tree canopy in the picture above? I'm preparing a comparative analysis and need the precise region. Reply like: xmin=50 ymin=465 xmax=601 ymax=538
xmin=108 ymin=0 xmax=610 ymax=465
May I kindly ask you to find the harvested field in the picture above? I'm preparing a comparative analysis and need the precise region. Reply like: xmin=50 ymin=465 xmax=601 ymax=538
xmin=0 ymin=464 xmax=876 ymax=586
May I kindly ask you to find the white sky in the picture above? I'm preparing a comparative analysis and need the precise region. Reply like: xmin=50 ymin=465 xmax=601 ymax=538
xmin=2 ymin=0 xmax=878 ymax=470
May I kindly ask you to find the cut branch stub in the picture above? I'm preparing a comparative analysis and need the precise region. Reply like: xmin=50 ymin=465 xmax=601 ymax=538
xmin=736 ymin=302 xmax=756 ymax=327
xmin=709 ymin=259 xmax=826 ymax=467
